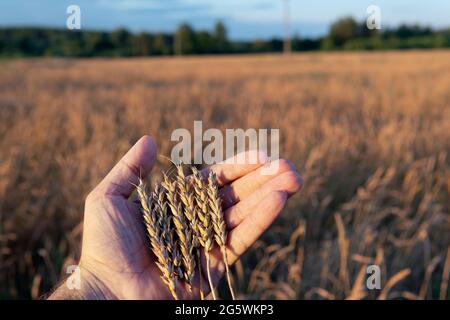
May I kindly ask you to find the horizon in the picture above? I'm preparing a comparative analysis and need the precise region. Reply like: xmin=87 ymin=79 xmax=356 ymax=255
xmin=0 ymin=0 xmax=449 ymax=41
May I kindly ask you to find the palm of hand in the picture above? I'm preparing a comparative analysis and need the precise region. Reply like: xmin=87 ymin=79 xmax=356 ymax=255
xmin=81 ymin=195 xmax=174 ymax=299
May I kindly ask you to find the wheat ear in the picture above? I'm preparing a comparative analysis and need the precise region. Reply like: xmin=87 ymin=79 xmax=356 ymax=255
xmin=161 ymin=173 xmax=196 ymax=292
xmin=175 ymin=165 xmax=205 ymax=299
xmin=207 ymin=171 xmax=236 ymax=300
xmin=191 ymin=167 xmax=217 ymax=300
xmin=137 ymin=179 xmax=178 ymax=300
xmin=155 ymin=184 xmax=184 ymax=297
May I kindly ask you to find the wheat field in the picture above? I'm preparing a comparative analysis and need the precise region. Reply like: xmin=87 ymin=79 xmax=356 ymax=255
xmin=0 ymin=50 xmax=449 ymax=299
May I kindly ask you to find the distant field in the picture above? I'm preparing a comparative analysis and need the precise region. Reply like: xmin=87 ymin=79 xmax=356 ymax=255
xmin=0 ymin=51 xmax=449 ymax=299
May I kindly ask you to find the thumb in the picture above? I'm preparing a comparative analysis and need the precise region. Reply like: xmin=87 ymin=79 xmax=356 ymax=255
xmin=94 ymin=135 xmax=157 ymax=198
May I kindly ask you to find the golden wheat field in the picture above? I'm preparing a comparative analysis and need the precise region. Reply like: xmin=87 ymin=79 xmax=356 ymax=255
xmin=0 ymin=50 xmax=450 ymax=299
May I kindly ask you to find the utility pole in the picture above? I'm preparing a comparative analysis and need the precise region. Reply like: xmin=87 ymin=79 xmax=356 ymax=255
xmin=283 ymin=0 xmax=291 ymax=54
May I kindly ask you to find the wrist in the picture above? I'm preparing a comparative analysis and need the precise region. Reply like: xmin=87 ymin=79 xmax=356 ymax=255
xmin=78 ymin=265 xmax=117 ymax=299
xmin=48 ymin=265 xmax=116 ymax=300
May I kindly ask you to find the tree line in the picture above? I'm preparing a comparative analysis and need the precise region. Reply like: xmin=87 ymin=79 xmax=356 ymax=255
xmin=1 ymin=18 xmax=449 ymax=58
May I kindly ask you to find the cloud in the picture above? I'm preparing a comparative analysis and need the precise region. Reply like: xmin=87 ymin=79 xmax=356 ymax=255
xmin=95 ymin=0 xmax=209 ymax=13
xmin=252 ymin=1 xmax=276 ymax=10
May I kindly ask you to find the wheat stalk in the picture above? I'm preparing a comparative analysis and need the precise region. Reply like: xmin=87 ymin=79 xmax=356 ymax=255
xmin=191 ymin=167 xmax=217 ymax=300
xmin=161 ymin=173 xmax=196 ymax=292
xmin=207 ymin=171 xmax=236 ymax=300
xmin=136 ymin=179 xmax=178 ymax=300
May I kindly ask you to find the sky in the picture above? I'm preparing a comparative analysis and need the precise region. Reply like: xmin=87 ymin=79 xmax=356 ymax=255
xmin=0 ymin=0 xmax=449 ymax=40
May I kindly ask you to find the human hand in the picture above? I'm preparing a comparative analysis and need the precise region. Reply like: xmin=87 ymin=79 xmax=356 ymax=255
xmin=49 ymin=135 xmax=302 ymax=299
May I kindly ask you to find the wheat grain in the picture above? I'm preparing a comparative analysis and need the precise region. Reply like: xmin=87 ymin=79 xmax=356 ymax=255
xmin=161 ymin=173 xmax=196 ymax=292
xmin=175 ymin=165 xmax=205 ymax=299
xmin=137 ymin=179 xmax=178 ymax=300
xmin=191 ymin=168 xmax=214 ymax=251
xmin=175 ymin=165 xmax=201 ymax=247
xmin=191 ymin=167 xmax=217 ymax=300
xmin=137 ymin=165 xmax=239 ymax=300
xmin=156 ymin=185 xmax=184 ymax=281
xmin=207 ymin=171 xmax=236 ymax=300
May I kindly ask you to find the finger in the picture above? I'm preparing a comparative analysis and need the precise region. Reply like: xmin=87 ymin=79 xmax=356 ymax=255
xmin=201 ymin=150 xmax=268 ymax=186
xmin=221 ymin=191 xmax=287 ymax=265
xmin=219 ymin=159 xmax=298 ymax=209
xmin=224 ymin=170 xmax=302 ymax=229
xmin=93 ymin=135 xmax=157 ymax=198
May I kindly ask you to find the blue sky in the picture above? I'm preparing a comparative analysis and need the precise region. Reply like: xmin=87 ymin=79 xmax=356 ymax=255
xmin=0 ymin=0 xmax=449 ymax=39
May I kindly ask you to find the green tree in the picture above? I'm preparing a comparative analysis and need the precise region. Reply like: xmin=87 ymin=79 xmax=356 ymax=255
xmin=326 ymin=17 xmax=359 ymax=48
xmin=175 ymin=23 xmax=196 ymax=55
xmin=195 ymin=31 xmax=214 ymax=54
xmin=213 ymin=21 xmax=228 ymax=52
xmin=395 ymin=24 xmax=432 ymax=38
xmin=152 ymin=33 xmax=171 ymax=55
xmin=131 ymin=32 xmax=152 ymax=56
xmin=84 ymin=32 xmax=113 ymax=56
xmin=110 ymin=28 xmax=131 ymax=55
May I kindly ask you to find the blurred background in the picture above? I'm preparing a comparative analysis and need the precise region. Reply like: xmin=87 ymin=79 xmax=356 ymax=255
xmin=0 ymin=1 xmax=449 ymax=299
xmin=1 ymin=0 xmax=450 ymax=56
